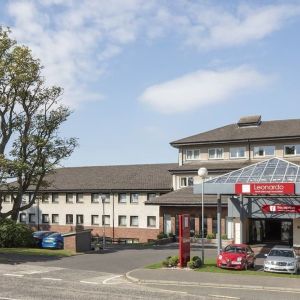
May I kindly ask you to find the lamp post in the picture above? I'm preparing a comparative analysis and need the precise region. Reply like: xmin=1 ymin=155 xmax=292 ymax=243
xmin=101 ymin=194 xmax=106 ymax=250
xmin=198 ymin=167 xmax=208 ymax=264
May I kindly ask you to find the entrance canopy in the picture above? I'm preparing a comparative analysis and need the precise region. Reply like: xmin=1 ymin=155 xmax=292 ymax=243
xmin=194 ymin=158 xmax=300 ymax=195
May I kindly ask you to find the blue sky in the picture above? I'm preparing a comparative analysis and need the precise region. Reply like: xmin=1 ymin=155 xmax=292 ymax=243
xmin=1 ymin=0 xmax=300 ymax=166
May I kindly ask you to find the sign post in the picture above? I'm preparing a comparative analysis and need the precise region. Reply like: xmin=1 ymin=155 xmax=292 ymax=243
xmin=179 ymin=214 xmax=190 ymax=268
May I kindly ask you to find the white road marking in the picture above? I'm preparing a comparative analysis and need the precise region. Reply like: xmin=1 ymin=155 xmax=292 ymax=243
xmin=41 ymin=277 xmax=62 ymax=281
xmin=3 ymin=274 xmax=24 ymax=277
xmin=208 ymin=295 xmax=240 ymax=300
xmin=102 ymin=275 xmax=123 ymax=285
xmin=80 ymin=281 xmax=99 ymax=285
xmin=0 ymin=297 xmax=22 ymax=300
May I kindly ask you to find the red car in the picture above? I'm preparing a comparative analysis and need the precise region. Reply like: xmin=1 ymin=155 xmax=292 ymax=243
xmin=217 ymin=244 xmax=255 ymax=270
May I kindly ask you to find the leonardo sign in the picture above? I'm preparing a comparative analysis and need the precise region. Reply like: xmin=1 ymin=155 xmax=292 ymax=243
xmin=235 ymin=183 xmax=295 ymax=195
xmin=262 ymin=204 xmax=300 ymax=213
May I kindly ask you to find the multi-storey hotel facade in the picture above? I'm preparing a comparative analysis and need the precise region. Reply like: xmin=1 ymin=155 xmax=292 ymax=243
xmin=3 ymin=115 xmax=300 ymax=245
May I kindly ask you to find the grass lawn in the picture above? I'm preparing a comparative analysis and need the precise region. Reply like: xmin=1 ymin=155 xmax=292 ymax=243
xmin=0 ymin=247 xmax=75 ymax=257
xmin=145 ymin=258 xmax=300 ymax=279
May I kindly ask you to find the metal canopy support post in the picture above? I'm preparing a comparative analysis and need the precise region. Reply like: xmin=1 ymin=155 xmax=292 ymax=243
xmin=217 ymin=194 xmax=222 ymax=254
xmin=240 ymin=194 xmax=243 ymax=244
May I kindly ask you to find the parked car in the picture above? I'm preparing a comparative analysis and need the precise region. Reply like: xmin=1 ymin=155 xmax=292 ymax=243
xmin=32 ymin=231 xmax=57 ymax=247
xmin=42 ymin=232 xmax=64 ymax=249
xmin=217 ymin=244 xmax=255 ymax=270
xmin=264 ymin=246 xmax=299 ymax=274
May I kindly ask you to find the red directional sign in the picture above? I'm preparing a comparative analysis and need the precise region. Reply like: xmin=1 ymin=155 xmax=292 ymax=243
xmin=235 ymin=183 xmax=295 ymax=195
xmin=262 ymin=204 xmax=300 ymax=213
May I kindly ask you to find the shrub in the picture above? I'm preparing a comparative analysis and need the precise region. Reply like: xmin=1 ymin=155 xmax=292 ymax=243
xmin=194 ymin=233 xmax=201 ymax=238
xmin=0 ymin=219 xmax=35 ymax=248
xmin=157 ymin=232 xmax=168 ymax=239
xmin=187 ymin=256 xmax=202 ymax=269
xmin=221 ymin=234 xmax=228 ymax=240
xmin=206 ymin=233 xmax=215 ymax=239
xmin=162 ymin=255 xmax=179 ymax=267
xmin=168 ymin=232 xmax=174 ymax=238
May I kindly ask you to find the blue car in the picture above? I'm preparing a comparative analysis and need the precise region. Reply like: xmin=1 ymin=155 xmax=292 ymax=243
xmin=42 ymin=233 xmax=64 ymax=249
xmin=32 ymin=231 xmax=57 ymax=247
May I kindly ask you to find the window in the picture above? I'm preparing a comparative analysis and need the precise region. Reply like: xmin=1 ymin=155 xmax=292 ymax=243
xmin=130 ymin=216 xmax=139 ymax=227
xmin=3 ymin=194 xmax=10 ymax=203
xmin=147 ymin=193 xmax=157 ymax=201
xmin=91 ymin=215 xmax=99 ymax=225
xmin=66 ymin=214 xmax=73 ymax=224
xmin=118 ymin=193 xmax=127 ymax=204
xmin=100 ymin=193 xmax=110 ymax=203
xmin=91 ymin=193 xmax=99 ymax=203
xmin=230 ymin=147 xmax=246 ymax=159
xmin=42 ymin=214 xmax=49 ymax=224
xmin=254 ymin=146 xmax=275 ymax=157
xmin=103 ymin=215 xmax=110 ymax=226
xmin=66 ymin=193 xmax=75 ymax=203
xmin=19 ymin=213 xmax=26 ymax=223
xmin=52 ymin=193 xmax=59 ymax=203
xmin=285 ymin=145 xmax=300 ymax=156
xmin=52 ymin=214 xmax=59 ymax=224
xmin=130 ymin=193 xmax=139 ymax=204
xmin=29 ymin=213 xmax=35 ymax=223
xmin=208 ymin=148 xmax=223 ymax=159
xmin=180 ymin=176 xmax=194 ymax=187
xmin=76 ymin=214 xmax=84 ymax=225
xmin=186 ymin=149 xmax=200 ymax=160
xmin=76 ymin=193 xmax=84 ymax=203
xmin=147 ymin=216 xmax=156 ymax=227
xmin=42 ymin=193 xmax=50 ymax=203
xmin=118 ymin=215 xmax=126 ymax=226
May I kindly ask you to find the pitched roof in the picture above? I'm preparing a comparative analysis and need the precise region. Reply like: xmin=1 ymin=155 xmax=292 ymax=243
xmin=146 ymin=186 xmax=228 ymax=206
xmin=171 ymin=118 xmax=300 ymax=147
xmin=34 ymin=163 xmax=177 ymax=192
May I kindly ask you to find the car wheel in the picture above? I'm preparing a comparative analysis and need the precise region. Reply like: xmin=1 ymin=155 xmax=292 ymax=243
xmin=244 ymin=262 xmax=248 ymax=271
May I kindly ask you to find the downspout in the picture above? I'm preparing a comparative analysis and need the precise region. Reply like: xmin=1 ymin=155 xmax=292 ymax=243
xmin=112 ymin=190 xmax=115 ymax=240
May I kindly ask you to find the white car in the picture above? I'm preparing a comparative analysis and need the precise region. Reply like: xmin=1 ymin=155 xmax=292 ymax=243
xmin=264 ymin=246 xmax=299 ymax=274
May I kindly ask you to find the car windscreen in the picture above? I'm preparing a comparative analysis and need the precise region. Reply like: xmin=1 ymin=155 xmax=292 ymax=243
xmin=224 ymin=246 xmax=246 ymax=253
xmin=268 ymin=250 xmax=294 ymax=258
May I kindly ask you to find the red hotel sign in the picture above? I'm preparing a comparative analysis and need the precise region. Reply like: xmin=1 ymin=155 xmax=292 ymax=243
xmin=262 ymin=204 xmax=300 ymax=213
xmin=235 ymin=183 xmax=295 ymax=195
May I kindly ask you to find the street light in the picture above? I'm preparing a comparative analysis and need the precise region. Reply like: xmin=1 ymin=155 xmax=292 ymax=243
xmin=101 ymin=194 xmax=106 ymax=250
xmin=198 ymin=167 xmax=208 ymax=264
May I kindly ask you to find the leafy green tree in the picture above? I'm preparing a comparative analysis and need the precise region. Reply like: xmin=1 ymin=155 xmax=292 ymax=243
xmin=0 ymin=27 xmax=77 ymax=221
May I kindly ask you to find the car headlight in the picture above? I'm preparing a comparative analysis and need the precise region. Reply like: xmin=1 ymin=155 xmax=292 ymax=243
xmin=265 ymin=260 xmax=271 ymax=264
xmin=287 ymin=262 xmax=295 ymax=266
xmin=218 ymin=255 xmax=222 ymax=260
xmin=237 ymin=257 xmax=243 ymax=262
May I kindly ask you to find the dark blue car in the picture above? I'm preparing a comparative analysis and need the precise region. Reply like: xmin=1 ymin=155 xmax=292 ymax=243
xmin=32 ymin=231 xmax=57 ymax=247
xmin=42 ymin=232 xmax=64 ymax=249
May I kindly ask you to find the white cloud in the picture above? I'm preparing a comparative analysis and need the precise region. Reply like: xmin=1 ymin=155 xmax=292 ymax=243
xmin=139 ymin=66 xmax=272 ymax=114
xmin=182 ymin=4 xmax=300 ymax=49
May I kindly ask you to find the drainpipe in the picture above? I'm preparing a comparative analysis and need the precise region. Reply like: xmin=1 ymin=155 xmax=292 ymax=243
xmin=217 ymin=194 xmax=222 ymax=254
xmin=112 ymin=190 xmax=115 ymax=240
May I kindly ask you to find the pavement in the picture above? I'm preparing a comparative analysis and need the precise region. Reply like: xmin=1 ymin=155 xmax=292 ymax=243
xmin=126 ymin=267 xmax=300 ymax=293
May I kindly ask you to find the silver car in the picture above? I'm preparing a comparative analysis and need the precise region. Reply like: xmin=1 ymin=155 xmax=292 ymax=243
xmin=264 ymin=246 xmax=299 ymax=274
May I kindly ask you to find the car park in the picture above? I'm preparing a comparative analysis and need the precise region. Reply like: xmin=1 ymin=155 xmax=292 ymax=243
xmin=264 ymin=246 xmax=299 ymax=274
xmin=32 ymin=231 xmax=57 ymax=247
xmin=217 ymin=244 xmax=255 ymax=270
xmin=42 ymin=232 xmax=64 ymax=249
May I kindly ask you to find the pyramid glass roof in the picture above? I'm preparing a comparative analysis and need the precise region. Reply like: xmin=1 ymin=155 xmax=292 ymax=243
xmin=205 ymin=158 xmax=300 ymax=184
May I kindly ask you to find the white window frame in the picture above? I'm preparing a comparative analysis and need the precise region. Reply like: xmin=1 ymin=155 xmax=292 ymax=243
xmin=186 ymin=149 xmax=200 ymax=160
xmin=208 ymin=148 xmax=224 ymax=160
xmin=118 ymin=215 xmax=127 ymax=226
xmin=253 ymin=146 xmax=275 ymax=158
xmin=229 ymin=147 xmax=246 ymax=159
xmin=147 ymin=193 xmax=157 ymax=201
xmin=76 ymin=193 xmax=84 ymax=203
xmin=66 ymin=193 xmax=75 ymax=204
xmin=29 ymin=213 xmax=35 ymax=223
xmin=130 ymin=193 xmax=139 ymax=204
xmin=76 ymin=214 xmax=84 ymax=225
xmin=52 ymin=214 xmax=59 ymax=224
xmin=91 ymin=193 xmax=99 ymax=203
xmin=66 ymin=214 xmax=73 ymax=224
xmin=118 ymin=193 xmax=127 ymax=204
xmin=52 ymin=193 xmax=59 ymax=203
xmin=4 ymin=194 xmax=10 ymax=203
xmin=42 ymin=214 xmax=49 ymax=224
xmin=130 ymin=216 xmax=139 ymax=227
xmin=180 ymin=176 xmax=194 ymax=188
xmin=147 ymin=216 xmax=156 ymax=227
xmin=284 ymin=145 xmax=300 ymax=157
xmin=42 ymin=193 xmax=51 ymax=203
xmin=91 ymin=215 xmax=99 ymax=225
xmin=101 ymin=193 xmax=110 ymax=203
xmin=19 ymin=213 xmax=26 ymax=223
xmin=103 ymin=215 xmax=110 ymax=226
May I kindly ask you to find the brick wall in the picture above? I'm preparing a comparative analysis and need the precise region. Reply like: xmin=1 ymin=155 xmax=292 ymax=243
xmin=64 ymin=235 xmax=76 ymax=251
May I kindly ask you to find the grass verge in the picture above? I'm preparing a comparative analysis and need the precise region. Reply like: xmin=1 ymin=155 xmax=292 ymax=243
xmin=0 ymin=248 xmax=75 ymax=257
xmin=146 ymin=258 xmax=300 ymax=278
